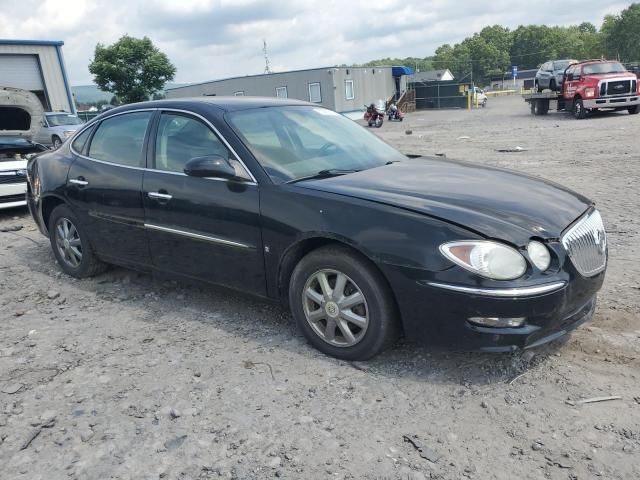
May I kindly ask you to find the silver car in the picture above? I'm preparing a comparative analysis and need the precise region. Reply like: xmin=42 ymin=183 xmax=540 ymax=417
xmin=34 ymin=112 xmax=84 ymax=149
xmin=535 ymin=59 xmax=578 ymax=92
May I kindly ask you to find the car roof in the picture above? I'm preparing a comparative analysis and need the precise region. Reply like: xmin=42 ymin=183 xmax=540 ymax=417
xmin=107 ymin=96 xmax=314 ymax=115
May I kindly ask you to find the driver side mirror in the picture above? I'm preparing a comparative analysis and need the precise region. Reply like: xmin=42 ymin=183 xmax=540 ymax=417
xmin=184 ymin=155 xmax=237 ymax=179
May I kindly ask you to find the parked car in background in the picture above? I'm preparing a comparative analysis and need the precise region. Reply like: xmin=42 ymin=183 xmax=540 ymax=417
xmin=27 ymin=97 xmax=606 ymax=360
xmin=472 ymin=86 xmax=487 ymax=107
xmin=34 ymin=112 xmax=84 ymax=149
xmin=535 ymin=59 xmax=578 ymax=92
xmin=1 ymin=87 xmax=47 ymax=209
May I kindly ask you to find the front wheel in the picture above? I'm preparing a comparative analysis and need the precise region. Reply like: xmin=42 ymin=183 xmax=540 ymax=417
xmin=375 ymin=117 xmax=383 ymax=128
xmin=629 ymin=105 xmax=640 ymax=115
xmin=573 ymin=98 xmax=587 ymax=119
xmin=48 ymin=204 xmax=106 ymax=278
xmin=289 ymin=246 xmax=399 ymax=360
xmin=52 ymin=136 xmax=62 ymax=149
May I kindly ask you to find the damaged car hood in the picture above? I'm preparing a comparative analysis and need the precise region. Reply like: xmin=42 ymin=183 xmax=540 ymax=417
xmin=298 ymin=157 xmax=592 ymax=245
xmin=0 ymin=86 xmax=44 ymax=141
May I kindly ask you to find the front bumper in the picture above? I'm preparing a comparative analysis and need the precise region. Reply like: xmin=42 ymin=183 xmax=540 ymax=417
xmin=0 ymin=183 xmax=27 ymax=210
xmin=584 ymin=95 xmax=639 ymax=109
xmin=381 ymin=264 xmax=605 ymax=352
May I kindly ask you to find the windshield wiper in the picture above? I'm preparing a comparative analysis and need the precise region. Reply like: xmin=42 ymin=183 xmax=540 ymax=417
xmin=286 ymin=168 xmax=360 ymax=184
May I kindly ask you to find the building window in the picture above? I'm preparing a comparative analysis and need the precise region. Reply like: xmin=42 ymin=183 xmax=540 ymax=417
xmin=275 ymin=86 xmax=288 ymax=98
xmin=308 ymin=82 xmax=321 ymax=103
xmin=345 ymin=80 xmax=354 ymax=100
xmin=234 ymin=91 xmax=244 ymax=96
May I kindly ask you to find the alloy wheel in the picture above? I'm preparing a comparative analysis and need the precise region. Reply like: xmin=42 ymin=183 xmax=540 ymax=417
xmin=302 ymin=269 xmax=369 ymax=347
xmin=55 ymin=217 xmax=82 ymax=268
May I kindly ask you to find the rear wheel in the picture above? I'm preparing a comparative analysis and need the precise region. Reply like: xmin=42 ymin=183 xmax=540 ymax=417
xmin=289 ymin=246 xmax=399 ymax=360
xmin=629 ymin=105 xmax=639 ymax=115
xmin=48 ymin=204 xmax=106 ymax=278
xmin=573 ymin=98 xmax=587 ymax=119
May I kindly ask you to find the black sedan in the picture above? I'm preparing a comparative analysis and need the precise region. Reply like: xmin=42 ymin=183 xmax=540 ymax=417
xmin=26 ymin=97 xmax=607 ymax=360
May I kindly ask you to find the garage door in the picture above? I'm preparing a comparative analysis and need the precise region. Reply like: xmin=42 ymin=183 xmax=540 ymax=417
xmin=0 ymin=55 xmax=45 ymax=91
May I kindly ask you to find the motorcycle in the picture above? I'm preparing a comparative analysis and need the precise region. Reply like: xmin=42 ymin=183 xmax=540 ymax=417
xmin=363 ymin=101 xmax=385 ymax=128
xmin=386 ymin=103 xmax=404 ymax=121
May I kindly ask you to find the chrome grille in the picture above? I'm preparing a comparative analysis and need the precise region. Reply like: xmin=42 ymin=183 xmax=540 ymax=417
xmin=561 ymin=209 xmax=607 ymax=277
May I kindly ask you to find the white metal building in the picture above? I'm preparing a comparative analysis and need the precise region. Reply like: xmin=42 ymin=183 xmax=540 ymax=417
xmin=0 ymin=39 xmax=76 ymax=113
xmin=166 ymin=66 xmax=413 ymax=113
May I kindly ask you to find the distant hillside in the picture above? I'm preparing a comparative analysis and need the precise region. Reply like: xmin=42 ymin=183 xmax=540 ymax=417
xmin=71 ymin=83 xmax=187 ymax=103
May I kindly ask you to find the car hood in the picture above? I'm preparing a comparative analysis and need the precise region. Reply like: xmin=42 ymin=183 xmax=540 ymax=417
xmin=0 ymin=87 xmax=44 ymax=141
xmin=297 ymin=157 xmax=592 ymax=245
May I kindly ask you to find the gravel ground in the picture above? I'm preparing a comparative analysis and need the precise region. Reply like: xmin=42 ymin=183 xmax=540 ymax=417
xmin=1 ymin=96 xmax=639 ymax=479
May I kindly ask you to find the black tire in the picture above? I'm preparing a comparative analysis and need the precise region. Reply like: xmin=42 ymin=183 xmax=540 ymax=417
xmin=48 ymin=204 xmax=106 ymax=278
xmin=549 ymin=79 xmax=556 ymax=92
xmin=52 ymin=136 xmax=62 ymax=149
xmin=629 ymin=105 xmax=640 ymax=115
xmin=536 ymin=81 xmax=543 ymax=93
xmin=573 ymin=98 xmax=587 ymax=120
xmin=375 ymin=117 xmax=383 ymax=128
xmin=289 ymin=245 xmax=399 ymax=360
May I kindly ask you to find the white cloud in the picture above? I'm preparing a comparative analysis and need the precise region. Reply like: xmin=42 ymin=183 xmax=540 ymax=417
xmin=0 ymin=0 xmax=629 ymax=85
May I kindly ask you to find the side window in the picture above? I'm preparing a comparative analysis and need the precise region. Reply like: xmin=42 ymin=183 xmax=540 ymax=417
xmin=308 ymin=82 xmax=322 ymax=103
xmin=71 ymin=127 xmax=93 ymax=155
xmin=154 ymin=113 xmax=251 ymax=180
xmin=88 ymin=112 xmax=151 ymax=167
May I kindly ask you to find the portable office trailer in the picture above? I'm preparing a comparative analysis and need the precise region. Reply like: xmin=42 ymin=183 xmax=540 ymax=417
xmin=166 ymin=66 xmax=403 ymax=114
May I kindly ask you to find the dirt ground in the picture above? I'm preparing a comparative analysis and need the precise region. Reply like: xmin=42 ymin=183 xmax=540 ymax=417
xmin=1 ymin=96 xmax=639 ymax=480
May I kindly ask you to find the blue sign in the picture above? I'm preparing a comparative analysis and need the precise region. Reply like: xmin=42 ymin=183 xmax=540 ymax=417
xmin=512 ymin=65 xmax=518 ymax=78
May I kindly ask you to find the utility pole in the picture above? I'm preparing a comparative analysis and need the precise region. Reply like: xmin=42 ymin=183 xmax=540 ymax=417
xmin=263 ymin=40 xmax=272 ymax=74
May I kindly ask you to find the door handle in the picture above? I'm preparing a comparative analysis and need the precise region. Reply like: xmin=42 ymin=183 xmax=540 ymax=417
xmin=69 ymin=178 xmax=89 ymax=186
xmin=148 ymin=191 xmax=173 ymax=201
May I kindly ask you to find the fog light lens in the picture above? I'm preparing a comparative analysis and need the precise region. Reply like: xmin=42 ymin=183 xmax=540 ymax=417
xmin=468 ymin=316 xmax=525 ymax=328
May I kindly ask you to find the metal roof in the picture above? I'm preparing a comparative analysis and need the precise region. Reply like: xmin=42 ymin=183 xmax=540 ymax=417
xmin=0 ymin=39 xmax=64 ymax=46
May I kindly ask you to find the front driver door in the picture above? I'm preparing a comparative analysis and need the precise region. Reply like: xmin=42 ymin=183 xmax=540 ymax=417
xmin=142 ymin=110 xmax=265 ymax=295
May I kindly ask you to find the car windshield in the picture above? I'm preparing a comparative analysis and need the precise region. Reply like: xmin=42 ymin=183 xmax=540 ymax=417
xmin=46 ymin=114 xmax=83 ymax=127
xmin=227 ymin=106 xmax=407 ymax=183
xmin=0 ymin=136 xmax=30 ymax=146
xmin=553 ymin=60 xmax=573 ymax=71
xmin=583 ymin=62 xmax=627 ymax=75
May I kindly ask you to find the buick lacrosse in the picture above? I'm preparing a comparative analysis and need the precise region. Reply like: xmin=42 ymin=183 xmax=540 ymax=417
xmin=27 ymin=98 xmax=607 ymax=360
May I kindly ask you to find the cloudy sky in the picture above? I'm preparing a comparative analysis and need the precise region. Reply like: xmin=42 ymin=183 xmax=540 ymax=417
xmin=0 ymin=0 xmax=631 ymax=86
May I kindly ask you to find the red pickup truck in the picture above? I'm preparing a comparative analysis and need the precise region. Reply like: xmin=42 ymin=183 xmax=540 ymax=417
xmin=525 ymin=60 xmax=640 ymax=119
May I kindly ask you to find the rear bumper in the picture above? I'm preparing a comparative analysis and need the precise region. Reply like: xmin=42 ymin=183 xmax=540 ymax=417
xmin=0 ymin=183 xmax=27 ymax=210
xmin=584 ymin=95 xmax=639 ymax=109
xmin=381 ymin=264 xmax=605 ymax=352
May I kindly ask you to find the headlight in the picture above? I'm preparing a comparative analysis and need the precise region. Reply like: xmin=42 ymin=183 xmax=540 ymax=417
xmin=440 ymin=241 xmax=527 ymax=280
xmin=585 ymin=87 xmax=596 ymax=98
xmin=63 ymin=130 xmax=74 ymax=137
xmin=527 ymin=240 xmax=551 ymax=271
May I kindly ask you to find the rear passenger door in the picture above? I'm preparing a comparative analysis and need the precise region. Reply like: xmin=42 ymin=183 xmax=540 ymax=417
xmin=142 ymin=110 xmax=265 ymax=295
xmin=66 ymin=111 xmax=153 ymax=268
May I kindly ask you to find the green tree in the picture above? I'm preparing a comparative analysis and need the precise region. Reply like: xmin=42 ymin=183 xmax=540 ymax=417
xmin=89 ymin=35 xmax=176 ymax=104
xmin=602 ymin=3 xmax=640 ymax=61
